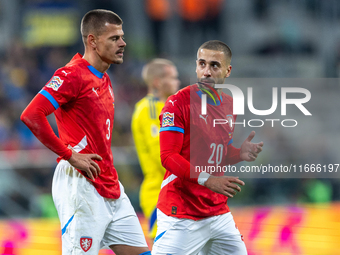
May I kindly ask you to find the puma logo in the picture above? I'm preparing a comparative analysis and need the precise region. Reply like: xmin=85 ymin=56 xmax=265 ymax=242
xmin=62 ymin=70 xmax=71 ymax=76
xmin=92 ymin=87 xmax=99 ymax=96
xmin=199 ymin=114 xmax=208 ymax=124
xmin=169 ymin=100 xmax=177 ymax=106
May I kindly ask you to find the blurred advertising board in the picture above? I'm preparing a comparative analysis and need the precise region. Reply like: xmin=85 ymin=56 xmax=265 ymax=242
xmin=0 ymin=204 xmax=339 ymax=254
xmin=22 ymin=4 xmax=79 ymax=47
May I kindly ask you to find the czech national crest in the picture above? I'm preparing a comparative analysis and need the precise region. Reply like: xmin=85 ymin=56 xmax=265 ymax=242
xmin=226 ymin=114 xmax=234 ymax=129
xmin=80 ymin=236 xmax=92 ymax=252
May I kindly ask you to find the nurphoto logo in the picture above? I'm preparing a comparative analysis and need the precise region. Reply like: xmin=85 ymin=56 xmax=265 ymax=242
xmin=199 ymin=84 xmax=312 ymax=128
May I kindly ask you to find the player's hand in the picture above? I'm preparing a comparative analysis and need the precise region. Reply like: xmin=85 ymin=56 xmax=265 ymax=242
xmin=204 ymin=176 xmax=245 ymax=198
xmin=240 ymin=131 xmax=263 ymax=161
xmin=67 ymin=149 xmax=102 ymax=181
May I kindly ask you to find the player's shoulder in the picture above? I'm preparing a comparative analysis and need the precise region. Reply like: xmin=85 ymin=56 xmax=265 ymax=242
xmin=65 ymin=53 xmax=85 ymax=67
xmin=133 ymin=95 xmax=162 ymax=118
xmin=58 ymin=53 xmax=90 ymax=77
xmin=160 ymin=86 xmax=192 ymax=120
xmin=45 ymin=54 xmax=91 ymax=94
xmin=53 ymin=54 xmax=82 ymax=81
xmin=54 ymin=65 xmax=77 ymax=78
xmin=44 ymin=63 xmax=78 ymax=92
xmin=48 ymin=67 xmax=79 ymax=93
xmin=175 ymin=85 xmax=191 ymax=98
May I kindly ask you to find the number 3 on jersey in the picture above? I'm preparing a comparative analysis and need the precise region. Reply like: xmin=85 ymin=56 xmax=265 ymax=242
xmin=106 ymin=119 xmax=110 ymax=140
xmin=208 ymin=143 xmax=223 ymax=165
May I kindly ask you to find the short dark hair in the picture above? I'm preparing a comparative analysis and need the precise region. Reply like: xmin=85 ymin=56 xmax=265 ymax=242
xmin=198 ymin=40 xmax=232 ymax=64
xmin=81 ymin=9 xmax=123 ymax=41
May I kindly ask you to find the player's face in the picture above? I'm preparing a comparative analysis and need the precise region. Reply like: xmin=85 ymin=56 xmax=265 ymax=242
xmin=159 ymin=65 xmax=180 ymax=98
xmin=95 ymin=23 xmax=126 ymax=64
xmin=196 ymin=49 xmax=231 ymax=86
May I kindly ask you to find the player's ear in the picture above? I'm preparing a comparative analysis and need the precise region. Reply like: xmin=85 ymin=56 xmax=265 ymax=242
xmin=225 ymin=65 xmax=232 ymax=78
xmin=87 ymin=34 xmax=97 ymax=49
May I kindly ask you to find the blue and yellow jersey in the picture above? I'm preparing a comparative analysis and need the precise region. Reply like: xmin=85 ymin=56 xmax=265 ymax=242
xmin=131 ymin=94 xmax=166 ymax=238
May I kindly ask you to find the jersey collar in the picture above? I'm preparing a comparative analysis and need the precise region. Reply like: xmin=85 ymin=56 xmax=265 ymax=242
xmin=147 ymin=94 xmax=160 ymax=101
xmin=196 ymin=89 xmax=223 ymax=106
xmin=87 ymin=65 xmax=104 ymax=79
xmin=71 ymin=53 xmax=105 ymax=79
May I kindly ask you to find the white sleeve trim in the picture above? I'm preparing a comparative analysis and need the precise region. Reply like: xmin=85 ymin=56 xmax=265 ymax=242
xmin=198 ymin=172 xmax=211 ymax=186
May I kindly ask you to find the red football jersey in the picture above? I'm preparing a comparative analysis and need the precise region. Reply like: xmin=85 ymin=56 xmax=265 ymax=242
xmin=158 ymin=84 xmax=237 ymax=219
xmin=40 ymin=53 xmax=120 ymax=199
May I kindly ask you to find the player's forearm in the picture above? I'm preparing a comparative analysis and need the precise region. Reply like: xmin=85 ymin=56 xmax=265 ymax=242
xmin=161 ymin=152 xmax=196 ymax=181
xmin=225 ymin=144 xmax=242 ymax=165
xmin=21 ymin=94 xmax=72 ymax=160
xmin=160 ymin=131 xmax=199 ymax=183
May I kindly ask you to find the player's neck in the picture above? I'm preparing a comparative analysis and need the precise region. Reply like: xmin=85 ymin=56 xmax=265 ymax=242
xmin=83 ymin=51 xmax=110 ymax=74
xmin=159 ymin=95 xmax=167 ymax=103
xmin=216 ymin=88 xmax=223 ymax=96
xmin=148 ymin=89 xmax=167 ymax=102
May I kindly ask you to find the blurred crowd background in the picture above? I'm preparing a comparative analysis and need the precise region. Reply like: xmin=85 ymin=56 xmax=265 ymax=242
xmin=0 ymin=0 xmax=340 ymax=221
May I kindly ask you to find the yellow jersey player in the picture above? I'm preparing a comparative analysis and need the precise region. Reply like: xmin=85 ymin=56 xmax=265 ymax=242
xmin=132 ymin=59 xmax=180 ymax=239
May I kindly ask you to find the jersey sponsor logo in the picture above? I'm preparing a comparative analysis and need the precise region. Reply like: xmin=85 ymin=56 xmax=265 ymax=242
xmin=199 ymin=114 xmax=208 ymax=124
xmin=162 ymin=112 xmax=174 ymax=127
xmin=61 ymin=70 xmax=71 ymax=76
xmin=46 ymin=76 xmax=64 ymax=91
xmin=80 ymin=236 xmax=92 ymax=252
xmin=169 ymin=99 xmax=177 ymax=106
xmin=92 ymin=87 xmax=99 ymax=96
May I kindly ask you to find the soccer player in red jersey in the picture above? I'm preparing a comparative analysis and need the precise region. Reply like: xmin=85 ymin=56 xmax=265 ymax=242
xmin=152 ymin=40 xmax=263 ymax=254
xmin=21 ymin=9 xmax=150 ymax=255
